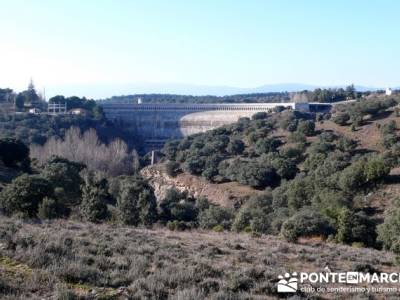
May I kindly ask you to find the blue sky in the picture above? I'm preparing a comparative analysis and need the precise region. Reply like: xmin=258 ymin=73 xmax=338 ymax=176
xmin=0 ymin=0 xmax=399 ymax=97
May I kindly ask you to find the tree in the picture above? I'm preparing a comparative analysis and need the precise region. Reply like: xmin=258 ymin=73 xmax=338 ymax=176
xmin=364 ymin=157 xmax=390 ymax=183
xmin=254 ymin=137 xmax=281 ymax=155
xmin=333 ymin=113 xmax=350 ymax=126
xmin=234 ymin=160 xmax=280 ymax=188
xmin=80 ymin=171 xmax=109 ymax=223
xmin=252 ymin=112 xmax=268 ymax=120
xmin=41 ymin=157 xmax=85 ymax=205
xmin=296 ymin=120 xmax=315 ymax=136
xmin=183 ymin=156 xmax=205 ymax=175
xmin=336 ymin=137 xmax=357 ymax=152
xmin=345 ymin=84 xmax=356 ymax=99
xmin=336 ymin=208 xmax=376 ymax=247
xmin=199 ymin=205 xmax=234 ymax=230
xmin=15 ymin=94 xmax=25 ymax=110
xmin=0 ymin=174 xmax=53 ymax=218
xmin=281 ymin=209 xmax=334 ymax=242
xmin=116 ymin=176 xmax=157 ymax=226
xmin=232 ymin=192 xmax=273 ymax=233
xmin=227 ymin=139 xmax=245 ymax=155
xmin=377 ymin=208 xmax=400 ymax=252
xmin=159 ymin=188 xmax=198 ymax=223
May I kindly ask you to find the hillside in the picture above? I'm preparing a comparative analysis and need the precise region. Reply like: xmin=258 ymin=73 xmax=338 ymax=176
xmin=0 ymin=217 xmax=398 ymax=299
xmin=2 ymin=95 xmax=400 ymax=299
xmin=141 ymin=163 xmax=263 ymax=208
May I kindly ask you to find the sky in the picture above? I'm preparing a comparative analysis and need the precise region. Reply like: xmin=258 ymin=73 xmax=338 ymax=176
xmin=0 ymin=0 xmax=399 ymax=98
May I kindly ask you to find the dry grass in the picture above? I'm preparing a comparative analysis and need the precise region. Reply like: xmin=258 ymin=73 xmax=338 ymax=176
xmin=0 ymin=217 xmax=398 ymax=299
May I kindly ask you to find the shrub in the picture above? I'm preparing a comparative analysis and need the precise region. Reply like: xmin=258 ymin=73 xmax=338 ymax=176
xmin=335 ymin=208 xmax=376 ymax=247
xmin=269 ymin=157 xmax=298 ymax=180
xmin=288 ymin=132 xmax=307 ymax=144
xmin=37 ymin=197 xmax=67 ymax=220
xmin=116 ymin=176 xmax=158 ymax=226
xmin=232 ymin=193 xmax=273 ymax=233
xmin=183 ymin=156 xmax=206 ymax=175
xmin=198 ymin=205 xmax=234 ymax=230
xmin=382 ymin=134 xmax=398 ymax=149
xmin=336 ymin=136 xmax=357 ymax=152
xmin=254 ymin=138 xmax=281 ymax=155
xmin=252 ymin=112 xmax=268 ymax=120
xmin=41 ymin=157 xmax=85 ymax=205
xmin=377 ymin=208 xmax=400 ymax=252
xmin=286 ymin=176 xmax=314 ymax=212
xmin=227 ymin=139 xmax=245 ymax=155
xmin=159 ymin=188 xmax=198 ymax=223
xmin=225 ymin=160 xmax=280 ymax=188
xmin=79 ymin=171 xmax=109 ymax=223
xmin=163 ymin=140 xmax=180 ymax=160
xmin=333 ymin=113 xmax=350 ymax=126
xmin=296 ymin=120 xmax=315 ymax=136
xmin=0 ymin=174 xmax=53 ymax=218
xmin=364 ymin=157 xmax=390 ymax=183
xmin=281 ymin=209 xmax=334 ymax=242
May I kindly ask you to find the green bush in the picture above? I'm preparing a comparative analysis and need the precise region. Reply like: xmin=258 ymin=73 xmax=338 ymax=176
xmin=254 ymin=137 xmax=281 ymax=155
xmin=335 ymin=208 xmax=376 ymax=247
xmin=38 ymin=197 xmax=66 ymax=220
xmin=183 ymin=156 xmax=206 ymax=175
xmin=377 ymin=208 xmax=400 ymax=253
xmin=252 ymin=112 xmax=268 ymax=120
xmin=0 ymin=174 xmax=53 ymax=218
xmin=199 ymin=205 xmax=234 ymax=230
xmin=232 ymin=193 xmax=273 ymax=233
xmin=79 ymin=171 xmax=109 ymax=223
xmin=296 ymin=120 xmax=315 ymax=136
xmin=116 ymin=176 xmax=158 ymax=226
xmin=281 ymin=209 xmax=334 ymax=242
xmin=333 ymin=113 xmax=350 ymax=126
xmin=227 ymin=139 xmax=245 ymax=155
xmin=41 ymin=157 xmax=85 ymax=206
xmin=159 ymin=188 xmax=198 ymax=223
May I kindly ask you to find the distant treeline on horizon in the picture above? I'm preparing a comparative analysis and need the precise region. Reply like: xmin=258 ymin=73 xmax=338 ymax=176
xmin=99 ymin=85 xmax=394 ymax=104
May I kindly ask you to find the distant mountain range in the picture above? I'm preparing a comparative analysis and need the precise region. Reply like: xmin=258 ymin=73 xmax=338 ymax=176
xmin=45 ymin=82 xmax=393 ymax=99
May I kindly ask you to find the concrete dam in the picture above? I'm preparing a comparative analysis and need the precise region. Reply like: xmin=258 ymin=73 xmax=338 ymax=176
xmin=100 ymin=102 xmax=331 ymax=148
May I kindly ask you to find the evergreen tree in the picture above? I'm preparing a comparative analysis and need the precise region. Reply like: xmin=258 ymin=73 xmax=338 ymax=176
xmin=80 ymin=171 xmax=109 ymax=222
xmin=116 ymin=176 xmax=158 ymax=226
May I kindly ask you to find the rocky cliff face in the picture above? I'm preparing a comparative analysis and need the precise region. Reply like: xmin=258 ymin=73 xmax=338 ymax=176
xmin=140 ymin=164 xmax=262 ymax=208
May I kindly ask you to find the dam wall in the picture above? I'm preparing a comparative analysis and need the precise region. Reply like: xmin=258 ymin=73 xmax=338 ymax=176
xmin=100 ymin=102 xmax=331 ymax=148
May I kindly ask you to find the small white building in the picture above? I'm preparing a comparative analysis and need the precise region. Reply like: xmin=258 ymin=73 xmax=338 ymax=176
xmin=70 ymin=108 xmax=89 ymax=115
xmin=386 ymin=88 xmax=393 ymax=96
xmin=28 ymin=108 xmax=41 ymax=114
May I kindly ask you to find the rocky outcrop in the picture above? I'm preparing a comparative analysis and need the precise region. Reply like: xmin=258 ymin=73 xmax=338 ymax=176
xmin=141 ymin=164 xmax=262 ymax=208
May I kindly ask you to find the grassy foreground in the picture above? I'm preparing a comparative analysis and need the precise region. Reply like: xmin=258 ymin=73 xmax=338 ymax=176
xmin=0 ymin=217 xmax=398 ymax=299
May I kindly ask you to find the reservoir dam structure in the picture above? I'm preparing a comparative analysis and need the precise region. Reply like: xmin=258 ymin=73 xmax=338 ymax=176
xmin=100 ymin=102 xmax=331 ymax=149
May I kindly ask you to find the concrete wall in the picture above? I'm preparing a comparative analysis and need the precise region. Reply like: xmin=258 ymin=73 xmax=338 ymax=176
xmin=100 ymin=102 xmax=331 ymax=148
